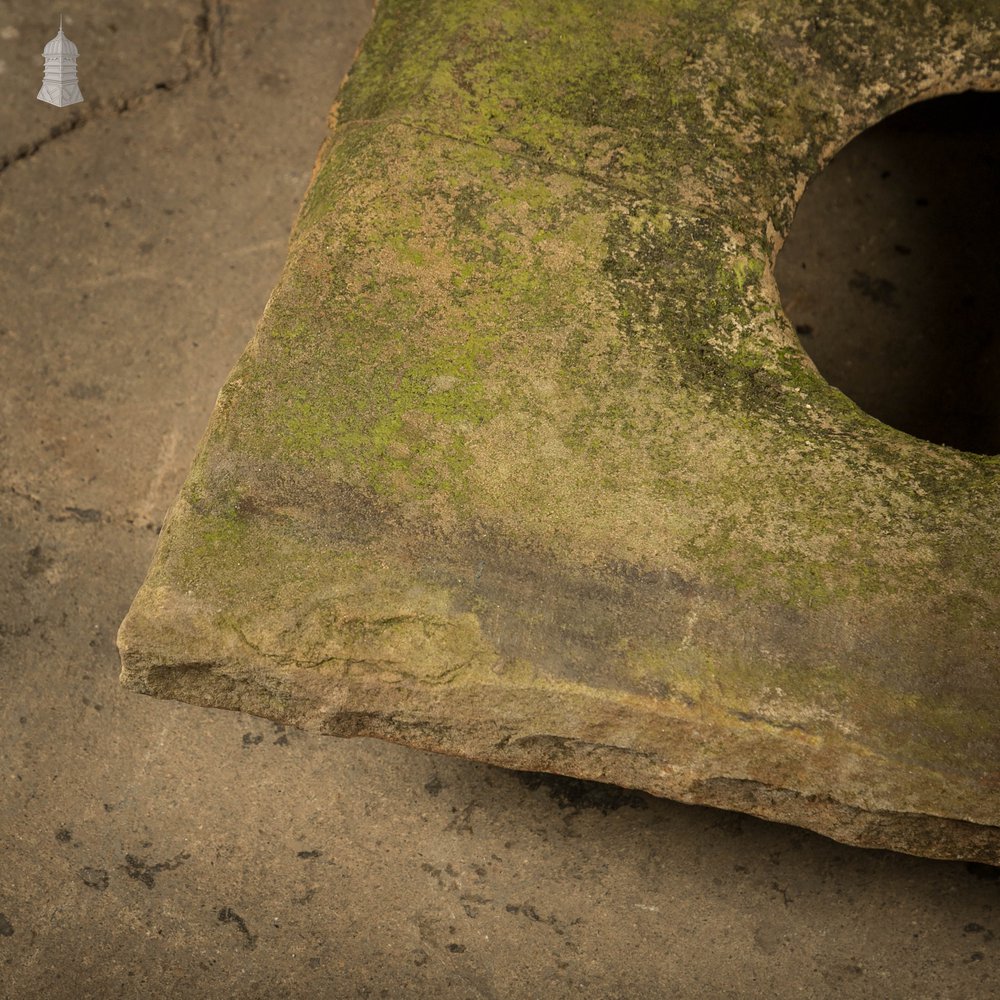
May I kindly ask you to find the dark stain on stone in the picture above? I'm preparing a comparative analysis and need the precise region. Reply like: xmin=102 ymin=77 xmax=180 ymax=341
xmin=24 ymin=545 xmax=53 ymax=577
xmin=505 ymin=902 xmax=582 ymax=936
xmin=424 ymin=774 xmax=444 ymax=797
xmin=596 ymin=557 xmax=685 ymax=592
xmin=515 ymin=771 xmax=649 ymax=815
xmin=444 ymin=801 xmax=478 ymax=834
xmin=297 ymin=850 xmax=321 ymax=859
xmin=55 ymin=827 xmax=72 ymax=843
xmin=414 ymin=509 xmax=706 ymax=694
xmin=848 ymin=270 xmax=897 ymax=307
xmin=732 ymin=709 xmax=807 ymax=733
xmin=795 ymin=323 xmax=813 ymax=336
xmin=893 ymin=244 xmax=911 ymax=255
xmin=123 ymin=851 xmax=190 ymax=888
xmin=421 ymin=862 xmax=445 ymax=887
xmin=461 ymin=893 xmax=490 ymax=919
xmin=242 ymin=732 xmax=263 ymax=747
xmin=963 ymin=922 xmax=995 ymax=943
xmin=0 ymin=914 xmax=12 ymax=937
xmin=447 ymin=942 xmax=466 ymax=953
xmin=64 ymin=507 xmax=103 ymax=523
xmin=218 ymin=907 xmax=257 ymax=949
xmin=209 ymin=470 xmax=718 ymax=700
xmin=212 ymin=474 xmax=854 ymax=714
xmin=80 ymin=867 xmax=109 ymax=890
xmin=772 ymin=881 xmax=793 ymax=906
xmin=421 ymin=862 xmax=463 ymax=892
xmin=68 ymin=382 xmax=105 ymax=400
xmin=320 ymin=709 xmax=451 ymax=743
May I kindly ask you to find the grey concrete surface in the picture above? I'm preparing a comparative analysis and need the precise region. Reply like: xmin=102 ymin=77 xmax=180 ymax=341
xmin=0 ymin=3 xmax=998 ymax=998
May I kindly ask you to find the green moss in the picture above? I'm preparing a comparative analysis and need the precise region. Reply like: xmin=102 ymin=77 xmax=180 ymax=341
xmin=125 ymin=0 xmax=1000 ymax=833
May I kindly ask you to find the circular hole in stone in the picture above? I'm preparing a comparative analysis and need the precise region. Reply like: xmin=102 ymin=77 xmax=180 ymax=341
xmin=775 ymin=90 xmax=1000 ymax=455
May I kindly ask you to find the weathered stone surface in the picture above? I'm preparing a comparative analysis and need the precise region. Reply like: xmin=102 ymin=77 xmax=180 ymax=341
xmin=118 ymin=0 xmax=1000 ymax=863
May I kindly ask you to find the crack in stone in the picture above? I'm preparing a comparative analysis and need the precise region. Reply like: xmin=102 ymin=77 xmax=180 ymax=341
xmin=0 ymin=2 xmax=228 ymax=176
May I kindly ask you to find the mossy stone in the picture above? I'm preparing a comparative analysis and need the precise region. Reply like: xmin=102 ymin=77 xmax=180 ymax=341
xmin=119 ymin=0 xmax=1000 ymax=863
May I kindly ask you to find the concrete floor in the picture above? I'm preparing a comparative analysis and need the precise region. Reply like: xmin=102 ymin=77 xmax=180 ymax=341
xmin=1 ymin=3 xmax=997 ymax=998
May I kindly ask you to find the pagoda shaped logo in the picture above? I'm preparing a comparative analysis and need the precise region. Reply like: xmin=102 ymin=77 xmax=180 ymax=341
xmin=37 ymin=16 xmax=83 ymax=108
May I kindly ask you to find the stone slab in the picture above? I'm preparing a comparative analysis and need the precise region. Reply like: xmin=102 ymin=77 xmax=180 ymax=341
xmin=119 ymin=0 xmax=1000 ymax=864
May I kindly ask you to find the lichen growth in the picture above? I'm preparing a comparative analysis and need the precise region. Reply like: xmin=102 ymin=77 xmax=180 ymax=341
xmin=121 ymin=0 xmax=1000 ymax=837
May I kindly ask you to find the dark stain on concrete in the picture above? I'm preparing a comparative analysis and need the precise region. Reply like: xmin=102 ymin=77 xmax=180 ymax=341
xmin=966 ymin=862 xmax=1000 ymax=881
xmin=0 ymin=914 xmax=13 ymax=937
xmin=444 ymin=801 xmax=479 ymax=835
xmin=68 ymin=382 xmax=106 ymax=400
xmin=460 ymin=892 xmax=492 ymax=919
xmin=24 ymin=545 xmax=53 ymax=577
xmin=218 ymin=906 xmax=256 ymax=949
xmin=848 ymin=270 xmax=897 ymax=306
xmin=64 ymin=507 xmax=103 ymax=523
xmin=505 ymin=901 xmax=582 ymax=937
xmin=123 ymin=851 xmax=190 ymax=888
xmin=80 ymin=867 xmax=110 ymax=890
xmin=516 ymin=772 xmax=649 ymax=815
xmin=963 ymin=922 xmax=995 ymax=943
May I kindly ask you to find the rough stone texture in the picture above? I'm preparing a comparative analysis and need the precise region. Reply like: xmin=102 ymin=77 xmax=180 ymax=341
xmin=5 ymin=2 xmax=1000 ymax=997
xmin=119 ymin=0 xmax=1000 ymax=864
